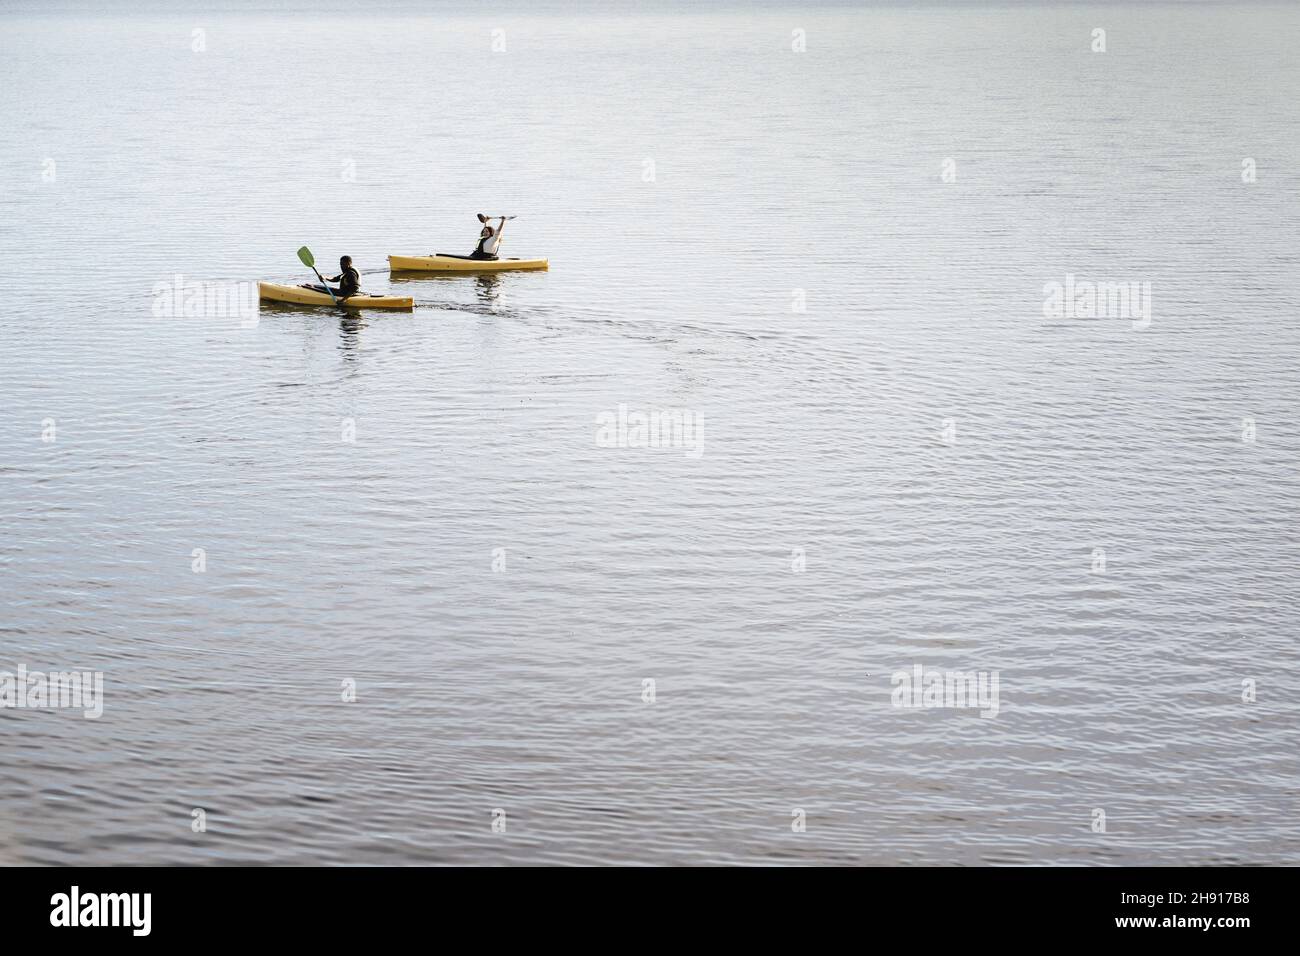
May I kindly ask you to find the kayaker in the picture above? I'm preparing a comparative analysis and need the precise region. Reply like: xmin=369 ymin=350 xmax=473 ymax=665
xmin=307 ymin=256 xmax=360 ymax=299
xmin=470 ymin=215 xmax=506 ymax=260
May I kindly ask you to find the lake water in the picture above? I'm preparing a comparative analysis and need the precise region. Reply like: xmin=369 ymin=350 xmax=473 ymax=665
xmin=1 ymin=0 xmax=1298 ymax=865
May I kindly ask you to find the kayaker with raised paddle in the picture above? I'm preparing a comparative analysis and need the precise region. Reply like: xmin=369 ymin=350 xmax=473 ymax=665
xmin=470 ymin=214 xmax=507 ymax=260
xmin=305 ymin=255 xmax=360 ymax=299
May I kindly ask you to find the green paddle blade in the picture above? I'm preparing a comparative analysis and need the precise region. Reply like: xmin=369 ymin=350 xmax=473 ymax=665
xmin=297 ymin=246 xmax=315 ymax=268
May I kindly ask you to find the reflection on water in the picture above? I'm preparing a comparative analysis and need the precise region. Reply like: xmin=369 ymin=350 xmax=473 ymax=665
xmin=0 ymin=2 xmax=1297 ymax=865
xmin=338 ymin=315 xmax=365 ymax=354
xmin=474 ymin=274 xmax=500 ymax=303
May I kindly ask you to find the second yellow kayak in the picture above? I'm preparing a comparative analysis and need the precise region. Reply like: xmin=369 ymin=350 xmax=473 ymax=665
xmin=258 ymin=282 xmax=413 ymax=310
xmin=388 ymin=254 xmax=549 ymax=274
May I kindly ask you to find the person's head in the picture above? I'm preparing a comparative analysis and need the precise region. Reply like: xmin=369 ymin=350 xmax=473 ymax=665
xmin=339 ymin=256 xmax=352 ymax=269
xmin=477 ymin=213 xmax=487 ymax=223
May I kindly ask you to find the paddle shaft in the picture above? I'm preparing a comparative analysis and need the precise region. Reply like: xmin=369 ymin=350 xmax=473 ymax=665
xmin=297 ymin=247 xmax=339 ymax=306
xmin=310 ymin=265 xmax=338 ymax=305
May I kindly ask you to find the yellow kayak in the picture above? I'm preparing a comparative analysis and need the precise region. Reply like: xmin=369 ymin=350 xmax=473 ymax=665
xmin=388 ymin=254 xmax=549 ymax=274
xmin=257 ymin=282 xmax=414 ymax=310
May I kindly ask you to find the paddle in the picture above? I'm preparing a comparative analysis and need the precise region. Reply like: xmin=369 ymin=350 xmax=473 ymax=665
xmin=297 ymin=246 xmax=337 ymax=306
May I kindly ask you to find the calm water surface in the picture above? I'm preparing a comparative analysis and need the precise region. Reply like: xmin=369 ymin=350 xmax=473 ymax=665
xmin=1 ymin=1 xmax=1298 ymax=864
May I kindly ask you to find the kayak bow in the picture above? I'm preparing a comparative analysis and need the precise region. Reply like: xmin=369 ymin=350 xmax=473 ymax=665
xmin=388 ymin=254 xmax=549 ymax=274
xmin=258 ymin=282 xmax=413 ymax=310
